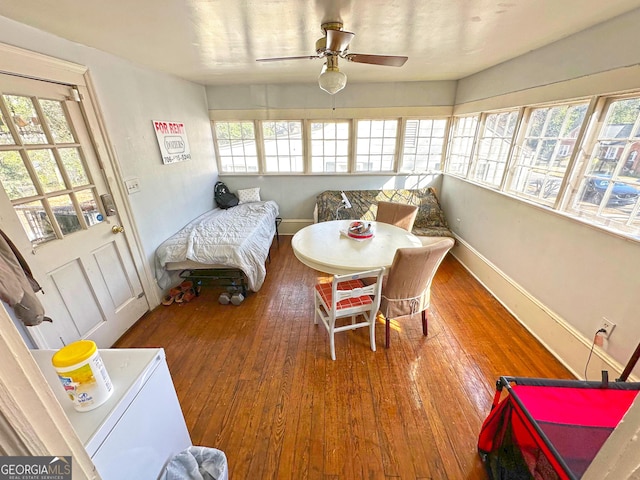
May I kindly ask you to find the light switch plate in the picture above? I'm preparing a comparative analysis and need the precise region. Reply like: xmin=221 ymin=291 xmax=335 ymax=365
xmin=125 ymin=178 xmax=140 ymax=194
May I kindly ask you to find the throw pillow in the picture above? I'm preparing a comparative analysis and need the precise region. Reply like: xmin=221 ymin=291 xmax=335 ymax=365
xmin=237 ymin=187 xmax=261 ymax=204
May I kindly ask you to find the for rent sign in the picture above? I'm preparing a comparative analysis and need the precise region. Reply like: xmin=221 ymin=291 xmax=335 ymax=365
xmin=153 ymin=120 xmax=192 ymax=164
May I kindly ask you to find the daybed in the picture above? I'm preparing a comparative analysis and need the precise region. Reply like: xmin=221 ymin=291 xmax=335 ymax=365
xmin=315 ymin=188 xmax=453 ymax=240
xmin=155 ymin=200 xmax=280 ymax=293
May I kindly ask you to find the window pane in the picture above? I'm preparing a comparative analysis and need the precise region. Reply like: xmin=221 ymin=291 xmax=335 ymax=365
xmin=310 ymin=121 xmax=350 ymax=173
xmin=567 ymin=97 xmax=640 ymax=232
xmin=401 ymin=118 xmax=448 ymax=172
xmin=40 ymin=99 xmax=75 ymax=143
xmin=472 ymin=111 xmax=518 ymax=186
xmin=28 ymin=149 xmax=66 ymax=193
xmin=3 ymin=95 xmax=47 ymax=144
xmin=49 ymin=194 xmax=81 ymax=235
xmin=0 ymin=150 xmax=37 ymax=199
xmin=509 ymin=102 xmax=588 ymax=205
xmin=0 ymin=107 xmax=15 ymax=145
xmin=262 ymin=121 xmax=303 ymax=173
xmin=14 ymin=200 xmax=56 ymax=244
xmin=446 ymin=116 xmax=478 ymax=177
xmin=355 ymin=119 xmax=397 ymax=172
xmin=59 ymin=148 xmax=90 ymax=187
xmin=214 ymin=121 xmax=259 ymax=173
xmin=76 ymin=189 xmax=103 ymax=227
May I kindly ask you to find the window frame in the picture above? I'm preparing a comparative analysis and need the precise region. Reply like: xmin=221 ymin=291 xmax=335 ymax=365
xmin=469 ymin=109 xmax=521 ymax=189
xmin=563 ymin=93 xmax=640 ymax=233
xmin=444 ymin=115 xmax=480 ymax=178
xmin=260 ymin=120 xmax=305 ymax=173
xmin=212 ymin=115 xmax=451 ymax=176
xmin=353 ymin=118 xmax=400 ymax=173
xmin=399 ymin=117 xmax=450 ymax=173
xmin=504 ymin=99 xmax=593 ymax=209
xmin=212 ymin=120 xmax=260 ymax=173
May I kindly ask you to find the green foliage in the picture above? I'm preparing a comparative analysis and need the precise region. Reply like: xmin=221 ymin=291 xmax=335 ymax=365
xmin=608 ymin=98 xmax=640 ymax=125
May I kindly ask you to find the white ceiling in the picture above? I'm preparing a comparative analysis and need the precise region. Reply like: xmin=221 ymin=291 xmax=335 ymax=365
xmin=1 ymin=0 xmax=640 ymax=87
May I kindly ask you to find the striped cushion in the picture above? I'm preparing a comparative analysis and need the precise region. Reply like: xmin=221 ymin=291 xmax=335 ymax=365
xmin=315 ymin=279 xmax=372 ymax=310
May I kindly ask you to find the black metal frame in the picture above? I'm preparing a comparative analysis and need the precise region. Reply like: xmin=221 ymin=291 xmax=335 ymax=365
xmin=179 ymin=268 xmax=248 ymax=296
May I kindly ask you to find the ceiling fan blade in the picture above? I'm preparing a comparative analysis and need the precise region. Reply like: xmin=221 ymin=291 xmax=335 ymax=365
xmin=256 ymin=55 xmax=320 ymax=62
xmin=344 ymin=53 xmax=408 ymax=67
xmin=325 ymin=29 xmax=355 ymax=52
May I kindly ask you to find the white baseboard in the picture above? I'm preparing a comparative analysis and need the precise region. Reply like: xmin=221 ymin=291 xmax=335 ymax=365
xmin=279 ymin=219 xmax=312 ymax=235
xmin=450 ymin=235 xmax=636 ymax=382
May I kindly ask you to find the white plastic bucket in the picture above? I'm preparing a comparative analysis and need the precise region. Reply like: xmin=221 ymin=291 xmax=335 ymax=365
xmin=51 ymin=340 xmax=113 ymax=412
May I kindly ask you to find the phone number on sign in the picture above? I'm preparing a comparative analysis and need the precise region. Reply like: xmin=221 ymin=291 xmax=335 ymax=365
xmin=164 ymin=154 xmax=191 ymax=163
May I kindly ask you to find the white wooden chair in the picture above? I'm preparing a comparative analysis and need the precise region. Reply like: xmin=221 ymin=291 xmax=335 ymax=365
xmin=314 ymin=268 xmax=385 ymax=360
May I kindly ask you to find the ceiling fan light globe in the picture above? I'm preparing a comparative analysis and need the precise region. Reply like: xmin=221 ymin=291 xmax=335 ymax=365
xmin=318 ymin=69 xmax=347 ymax=95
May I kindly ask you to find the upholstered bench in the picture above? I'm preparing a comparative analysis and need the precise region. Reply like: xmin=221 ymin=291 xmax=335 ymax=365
xmin=314 ymin=188 xmax=453 ymax=241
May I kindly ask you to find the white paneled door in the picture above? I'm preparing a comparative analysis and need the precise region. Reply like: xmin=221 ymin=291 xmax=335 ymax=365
xmin=0 ymin=72 xmax=148 ymax=348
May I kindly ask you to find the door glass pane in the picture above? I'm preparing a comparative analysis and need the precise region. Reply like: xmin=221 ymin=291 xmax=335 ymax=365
xmin=0 ymin=150 xmax=37 ymax=199
xmin=59 ymin=148 xmax=89 ymax=187
xmin=3 ymin=95 xmax=47 ymax=144
xmin=0 ymin=108 xmax=15 ymax=145
xmin=14 ymin=200 xmax=55 ymax=244
xmin=50 ymin=194 xmax=81 ymax=235
xmin=76 ymin=189 xmax=102 ymax=227
xmin=40 ymin=99 xmax=75 ymax=143
xmin=28 ymin=149 xmax=66 ymax=193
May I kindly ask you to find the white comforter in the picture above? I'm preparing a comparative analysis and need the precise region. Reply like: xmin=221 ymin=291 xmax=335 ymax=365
xmin=155 ymin=200 xmax=279 ymax=292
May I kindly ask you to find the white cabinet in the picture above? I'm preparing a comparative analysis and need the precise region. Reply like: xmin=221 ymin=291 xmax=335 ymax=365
xmin=31 ymin=348 xmax=192 ymax=480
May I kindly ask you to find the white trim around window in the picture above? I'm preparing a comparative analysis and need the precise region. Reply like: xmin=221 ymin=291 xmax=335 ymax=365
xmin=212 ymin=115 xmax=450 ymax=175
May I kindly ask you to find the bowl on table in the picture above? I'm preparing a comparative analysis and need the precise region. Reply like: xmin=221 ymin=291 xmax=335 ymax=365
xmin=347 ymin=221 xmax=374 ymax=239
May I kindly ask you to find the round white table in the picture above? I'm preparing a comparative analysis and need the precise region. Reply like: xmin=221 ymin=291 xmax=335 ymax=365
xmin=291 ymin=220 xmax=422 ymax=275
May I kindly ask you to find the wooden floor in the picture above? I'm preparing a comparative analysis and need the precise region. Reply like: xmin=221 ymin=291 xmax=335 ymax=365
xmin=116 ymin=236 xmax=573 ymax=480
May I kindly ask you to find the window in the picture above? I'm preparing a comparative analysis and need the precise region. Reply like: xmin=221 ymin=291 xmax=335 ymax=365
xmin=213 ymin=121 xmax=258 ymax=173
xmin=211 ymin=116 xmax=447 ymax=175
xmin=355 ymin=119 xmax=398 ymax=172
xmin=568 ymin=96 xmax=640 ymax=232
xmin=508 ymin=102 xmax=588 ymax=204
xmin=400 ymin=118 xmax=447 ymax=172
xmin=310 ymin=121 xmax=350 ymax=173
xmin=262 ymin=121 xmax=303 ymax=173
xmin=0 ymin=93 xmax=101 ymax=245
xmin=446 ymin=115 xmax=479 ymax=177
xmin=471 ymin=110 xmax=519 ymax=187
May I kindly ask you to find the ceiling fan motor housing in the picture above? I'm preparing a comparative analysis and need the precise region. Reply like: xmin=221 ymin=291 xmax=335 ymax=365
xmin=321 ymin=22 xmax=344 ymax=34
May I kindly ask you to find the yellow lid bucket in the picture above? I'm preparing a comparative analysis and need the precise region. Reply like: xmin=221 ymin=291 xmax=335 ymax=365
xmin=51 ymin=340 xmax=113 ymax=412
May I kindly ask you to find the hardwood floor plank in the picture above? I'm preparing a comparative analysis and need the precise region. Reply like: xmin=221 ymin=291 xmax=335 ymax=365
xmin=115 ymin=236 xmax=574 ymax=480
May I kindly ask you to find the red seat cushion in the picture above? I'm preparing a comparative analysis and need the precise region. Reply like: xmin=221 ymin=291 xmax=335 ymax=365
xmin=315 ymin=279 xmax=373 ymax=310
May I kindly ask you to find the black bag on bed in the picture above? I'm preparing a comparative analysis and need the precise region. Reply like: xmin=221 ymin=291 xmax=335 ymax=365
xmin=214 ymin=181 xmax=239 ymax=209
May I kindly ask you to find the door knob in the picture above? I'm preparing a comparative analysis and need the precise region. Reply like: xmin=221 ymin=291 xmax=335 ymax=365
xmin=112 ymin=225 xmax=125 ymax=234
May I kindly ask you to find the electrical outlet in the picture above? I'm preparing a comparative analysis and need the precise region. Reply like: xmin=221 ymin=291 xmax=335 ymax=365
xmin=599 ymin=317 xmax=616 ymax=339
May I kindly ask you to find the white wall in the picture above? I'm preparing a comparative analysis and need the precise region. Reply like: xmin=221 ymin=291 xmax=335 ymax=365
xmin=0 ymin=16 xmax=217 ymax=294
xmin=442 ymin=8 xmax=640 ymax=380
xmin=455 ymin=8 xmax=640 ymax=106
xmin=225 ymin=174 xmax=443 ymax=220
xmin=206 ymin=81 xmax=457 ymax=110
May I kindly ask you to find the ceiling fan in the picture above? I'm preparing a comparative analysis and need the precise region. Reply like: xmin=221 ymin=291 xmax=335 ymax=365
xmin=256 ymin=22 xmax=408 ymax=95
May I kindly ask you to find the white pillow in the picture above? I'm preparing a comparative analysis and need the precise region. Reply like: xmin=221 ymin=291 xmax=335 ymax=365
xmin=237 ymin=187 xmax=261 ymax=204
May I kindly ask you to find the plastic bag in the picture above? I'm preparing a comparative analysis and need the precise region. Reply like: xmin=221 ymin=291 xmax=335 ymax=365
xmin=160 ymin=446 xmax=228 ymax=480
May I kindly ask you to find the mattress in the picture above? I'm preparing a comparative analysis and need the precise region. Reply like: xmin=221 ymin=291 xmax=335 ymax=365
xmin=155 ymin=200 xmax=279 ymax=292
